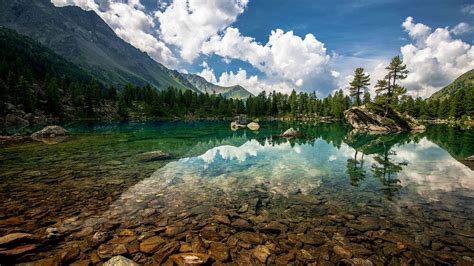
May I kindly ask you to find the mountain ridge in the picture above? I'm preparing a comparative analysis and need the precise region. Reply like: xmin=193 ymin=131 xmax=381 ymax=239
xmin=183 ymin=73 xmax=254 ymax=99
xmin=0 ymin=0 xmax=199 ymax=92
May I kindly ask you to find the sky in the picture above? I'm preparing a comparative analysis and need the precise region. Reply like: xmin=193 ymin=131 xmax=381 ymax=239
xmin=51 ymin=0 xmax=474 ymax=97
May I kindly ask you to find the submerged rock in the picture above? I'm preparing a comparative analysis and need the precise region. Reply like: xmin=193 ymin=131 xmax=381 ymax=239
xmin=252 ymin=245 xmax=271 ymax=263
xmin=0 ymin=233 xmax=32 ymax=246
xmin=31 ymin=125 xmax=69 ymax=140
xmin=281 ymin=128 xmax=298 ymax=138
xmin=344 ymin=104 xmax=425 ymax=132
xmin=103 ymin=255 xmax=138 ymax=266
xmin=170 ymin=253 xmax=210 ymax=265
xmin=0 ymin=244 xmax=36 ymax=256
xmin=247 ymin=122 xmax=260 ymax=131
xmin=231 ymin=121 xmax=246 ymax=130
xmin=136 ymin=150 xmax=171 ymax=162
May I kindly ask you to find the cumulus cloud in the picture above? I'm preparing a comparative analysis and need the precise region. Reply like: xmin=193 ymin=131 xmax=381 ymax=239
xmin=154 ymin=0 xmax=248 ymax=62
xmin=51 ymin=0 xmax=177 ymax=67
xmin=451 ymin=22 xmax=471 ymax=35
xmin=197 ymin=61 xmax=218 ymax=83
xmin=202 ymin=27 xmax=336 ymax=93
xmin=400 ymin=16 xmax=474 ymax=97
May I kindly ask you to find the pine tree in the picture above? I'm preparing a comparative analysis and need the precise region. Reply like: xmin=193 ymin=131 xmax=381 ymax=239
xmin=45 ymin=78 xmax=61 ymax=115
xmin=385 ymin=56 xmax=408 ymax=105
xmin=349 ymin=67 xmax=370 ymax=106
xmin=362 ymin=91 xmax=371 ymax=105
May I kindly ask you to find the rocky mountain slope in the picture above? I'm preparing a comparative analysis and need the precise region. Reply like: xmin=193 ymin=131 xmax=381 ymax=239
xmin=0 ymin=0 xmax=199 ymax=92
xmin=183 ymin=74 xmax=253 ymax=99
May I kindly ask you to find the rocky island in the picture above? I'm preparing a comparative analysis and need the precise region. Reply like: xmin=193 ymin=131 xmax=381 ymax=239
xmin=344 ymin=103 xmax=426 ymax=132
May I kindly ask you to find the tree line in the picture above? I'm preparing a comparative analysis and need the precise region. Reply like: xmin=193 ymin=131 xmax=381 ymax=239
xmin=1 ymin=25 xmax=472 ymax=122
xmin=348 ymin=56 xmax=473 ymax=120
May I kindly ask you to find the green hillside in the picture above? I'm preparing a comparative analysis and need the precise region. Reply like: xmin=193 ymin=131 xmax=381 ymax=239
xmin=429 ymin=69 xmax=474 ymax=101
xmin=0 ymin=0 xmax=198 ymax=92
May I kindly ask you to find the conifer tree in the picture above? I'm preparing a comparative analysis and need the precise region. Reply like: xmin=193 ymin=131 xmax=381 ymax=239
xmin=349 ymin=68 xmax=370 ymax=106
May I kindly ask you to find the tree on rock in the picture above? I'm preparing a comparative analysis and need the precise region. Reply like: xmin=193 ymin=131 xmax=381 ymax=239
xmin=349 ymin=67 xmax=370 ymax=106
xmin=375 ymin=56 xmax=409 ymax=113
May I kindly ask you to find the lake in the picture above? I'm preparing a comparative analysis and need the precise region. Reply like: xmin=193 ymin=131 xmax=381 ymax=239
xmin=0 ymin=121 xmax=473 ymax=265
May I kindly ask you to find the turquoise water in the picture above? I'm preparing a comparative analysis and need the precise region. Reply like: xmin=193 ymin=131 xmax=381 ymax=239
xmin=0 ymin=121 xmax=473 ymax=264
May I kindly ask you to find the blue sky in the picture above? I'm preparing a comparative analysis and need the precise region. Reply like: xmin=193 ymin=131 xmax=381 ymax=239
xmin=53 ymin=0 xmax=474 ymax=97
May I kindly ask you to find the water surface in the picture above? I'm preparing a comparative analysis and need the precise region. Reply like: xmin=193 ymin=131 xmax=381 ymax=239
xmin=0 ymin=122 xmax=473 ymax=265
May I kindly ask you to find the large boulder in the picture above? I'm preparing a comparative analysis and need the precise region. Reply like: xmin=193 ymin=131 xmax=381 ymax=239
xmin=344 ymin=104 xmax=425 ymax=132
xmin=5 ymin=114 xmax=29 ymax=127
xmin=281 ymin=128 xmax=298 ymax=138
xmin=230 ymin=121 xmax=246 ymax=130
xmin=31 ymin=126 xmax=69 ymax=140
xmin=247 ymin=122 xmax=260 ymax=131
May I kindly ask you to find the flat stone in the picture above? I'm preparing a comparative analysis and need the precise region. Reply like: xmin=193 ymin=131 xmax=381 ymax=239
xmin=212 ymin=215 xmax=231 ymax=225
xmin=0 ymin=216 xmax=25 ymax=226
xmin=154 ymin=241 xmax=180 ymax=264
xmin=60 ymin=246 xmax=80 ymax=263
xmin=117 ymin=229 xmax=135 ymax=237
xmin=179 ymin=242 xmax=192 ymax=253
xmin=333 ymin=245 xmax=353 ymax=259
xmin=275 ymin=249 xmax=297 ymax=264
xmin=235 ymin=232 xmax=264 ymax=245
xmin=260 ymin=221 xmax=287 ymax=234
xmin=297 ymin=231 xmax=325 ymax=246
xmin=231 ymin=218 xmax=253 ymax=231
xmin=191 ymin=236 xmax=206 ymax=253
xmin=165 ymin=226 xmax=186 ymax=237
xmin=0 ymin=244 xmax=36 ymax=256
xmin=170 ymin=253 xmax=210 ymax=266
xmin=103 ymin=255 xmax=138 ymax=266
xmin=137 ymin=150 xmax=171 ymax=162
xmin=0 ymin=233 xmax=32 ymax=246
xmin=252 ymin=245 xmax=271 ymax=263
xmin=209 ymin=242 xmax=229 ymax=261
xmin=139 ymin=236 xmax=166 ymax=254
xmin=97 ymin=243 xmax=128 ymax=259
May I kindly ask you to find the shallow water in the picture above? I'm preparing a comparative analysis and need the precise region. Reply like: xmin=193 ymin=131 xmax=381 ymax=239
xmin=0 ymin=121 xmax=473 ymax=265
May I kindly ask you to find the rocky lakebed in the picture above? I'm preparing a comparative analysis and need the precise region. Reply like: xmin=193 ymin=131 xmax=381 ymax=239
xmin=0 ymin=121 xmax=473 ymax=265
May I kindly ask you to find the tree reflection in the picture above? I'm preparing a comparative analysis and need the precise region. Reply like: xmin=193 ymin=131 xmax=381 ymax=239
xmin=344 ymin=130 xmax=411 ymax=199
xmin=371 ymin=144 xmax=408 ymax=199
xmin=346 ymin=150 xmax=367 ymax=186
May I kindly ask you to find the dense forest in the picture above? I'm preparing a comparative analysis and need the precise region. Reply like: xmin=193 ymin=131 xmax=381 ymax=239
xmin=1 ymin=27 xmax=473 ymax=123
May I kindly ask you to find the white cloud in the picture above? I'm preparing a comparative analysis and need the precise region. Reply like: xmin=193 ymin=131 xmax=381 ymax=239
xmin=462 ymin=4 xmax=474 ymax=15
xmin=451 ymin=22 xmax=471 ymax=35
xmin=202 ymin=27 xmax=335 ymax=93
xmin=51 ymin=0 xmax=177 ymax=67
xmin=197 ymin=61 xmax=217 ymax=83
xmin=154 ymin=0 xmax=248 ymax=62
xmin=400 ymin=16 xmax=474 ymax=97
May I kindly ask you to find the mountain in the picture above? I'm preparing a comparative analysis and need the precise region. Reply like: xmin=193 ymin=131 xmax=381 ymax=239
xmin=183 ymin=73 xmax=253 ymax=99
xmin=429 ymin=69 xmax=474 ymax=101
xmin=0 ymin=0 xmax=199 ymax=92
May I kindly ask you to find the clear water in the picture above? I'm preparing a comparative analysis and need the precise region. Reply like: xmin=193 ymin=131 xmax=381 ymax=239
xmin=0 ymin=121 xmax=473 ymax=265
